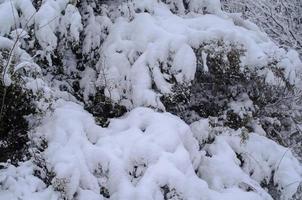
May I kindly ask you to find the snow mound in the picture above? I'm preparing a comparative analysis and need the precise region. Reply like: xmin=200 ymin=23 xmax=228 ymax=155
xmin=192 ymin=119 xmax=302 ymax=200
xmin=34 ymin=101 xmax=205 ymax=199
xmin=2 ymin=101 xmax=299 ymax=200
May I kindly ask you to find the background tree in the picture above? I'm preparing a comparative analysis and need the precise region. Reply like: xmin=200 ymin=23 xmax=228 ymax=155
xmin=221 ymin=0 xmax=302 ymax=57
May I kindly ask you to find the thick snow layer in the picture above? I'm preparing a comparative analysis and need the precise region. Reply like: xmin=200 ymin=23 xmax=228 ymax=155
xmin=191 ymin=120 xmax=302 ymax=200
xmin=0 ymin=162 xmax=58 ymax=200
xmin=99 ymin=0 xmax=302 ymax=108
xmin=34 ymin=101 xmax=204 ymax=199
xmin=59 ymin=4 xmax=83 ymax=42
xmin=2 ymin=101 xmax=300 ymax=200
xmin=34 ymin=0 xmax=64 ymax=52
xmin=0 ymin=1 xmax=18 ymax=36
xmin=0 ymin=35 xmax=38 ymax=86
xmin=0 ymin=0 xmax=35 ymax=35
xmin=34 ymin=0 xmax=81 ymax=62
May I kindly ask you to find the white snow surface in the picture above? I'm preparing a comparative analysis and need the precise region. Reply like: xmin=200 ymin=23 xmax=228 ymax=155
xmin=0 ymin=161 xmax=59 ymax=200
xmin=2 ymin=101 xmax=301 ymax=200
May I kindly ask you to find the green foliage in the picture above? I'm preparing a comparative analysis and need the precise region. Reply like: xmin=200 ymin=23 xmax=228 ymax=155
xmin=161 ymin=40 xmax=302 ymax=163
xmin=84 ymin=91 xmax=127 ymax=127
xmin=0 ymin=82 xmax=36 ymax=164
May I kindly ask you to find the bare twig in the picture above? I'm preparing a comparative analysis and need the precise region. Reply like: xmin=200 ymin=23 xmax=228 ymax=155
xmin=2 ymin=37 xmax=19 ymax=84
xmin=284 ymin=180 xmax=301 ymax=189
xmin=276 ymin=148 xmax=290 ymax=173
xmin=100 ymin=53 xmax=112 ymax=100
xmin=37 ymin=15 xmax=59 ymax=30
xmin=0 ymin=87 xmax=7 ymax=119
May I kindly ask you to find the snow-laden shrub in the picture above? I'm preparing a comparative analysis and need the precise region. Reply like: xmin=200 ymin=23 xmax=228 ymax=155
xmin=165 ymin=40 xmax=293 ymax=118
xmin=161 ymin=39 xmax=302 ymax=162
xmin=1 ymin=0 xmax=300 ymax=115
xmin=96 ymin=0 xmax=301 ymax=112
xmin=191 ymin=118 xmax=302 ymax=200
xmin=33 ymin=102 xmax=202 ymax=199
xmin=0 ymin=0 xmax=301 ymax=199
xmin=0 ymin=82 xmax=36 ymax=164
xmin=0 ymin=161 xmax=59 ymax=200
xmin=0 ymin=35 xmax=41 ymax=164
xmin=2 ymin=101 xmax=301 ymax=200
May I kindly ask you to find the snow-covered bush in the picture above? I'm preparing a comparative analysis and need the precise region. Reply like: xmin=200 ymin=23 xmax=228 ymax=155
xmin=0 ymin=0 xmax=301 ymax=199
xmin=191 ymin=118 xmax=302 ymax=200
xmin=2 ymin=102 xmax=301 ymax=200
xmin=95 ymin=0 xmax=301 ymax=111
xmin=0 ymin=34 xmax=40 ymax=165
xmin=0 ymin=81 xmax=36 ymax=164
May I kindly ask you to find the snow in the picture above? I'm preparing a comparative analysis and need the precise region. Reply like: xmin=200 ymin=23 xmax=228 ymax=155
xmin=279 ymin=50 xmax=302 ymax=86
xmin=0 ymin=0 xmax=302 ymax=199
xmin=60 ymin=4 xmax=83 ymax=42
xmin=2 ymin=101 xmax=300 ymax=199
xmin=33 ymin=101 xmax=203 ymax=199
xmin=0 ymin=34 xmax=39 ymax=87
xmin=188 ymin=0 xmax=223 ymax=15
xmin=192 ymin=121 xmax=302 ymax=200
xmin=14 ymin=0 xmax=36 ymax=27
xmin=0 ymin=162 xmax=59 ymax=200
xmin=82 ymin=6 xmax=105 ymax=54
xmin=201 ymin=51 xmax=209 ymax=72
xmin=99 ymin=0 xmax=301 ymax=109
xmin=201 ymin=132 xmax=301 ymax=199
xmin=34 ymin=0 xmax=63 ymax=52
xmin=0 ymin=1 xmax=18 ymax=36
xmin=0 ymin=0 xmax=300 ymax=106
xmin=228 ymin=93 xmax=254 ymax=119
xmin=34 ymin=0 xmax=82 ymax=59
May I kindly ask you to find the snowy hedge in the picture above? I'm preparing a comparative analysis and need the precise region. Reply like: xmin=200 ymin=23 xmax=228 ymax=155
xmin=0 ymin=0 xmax=301 ymax=200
